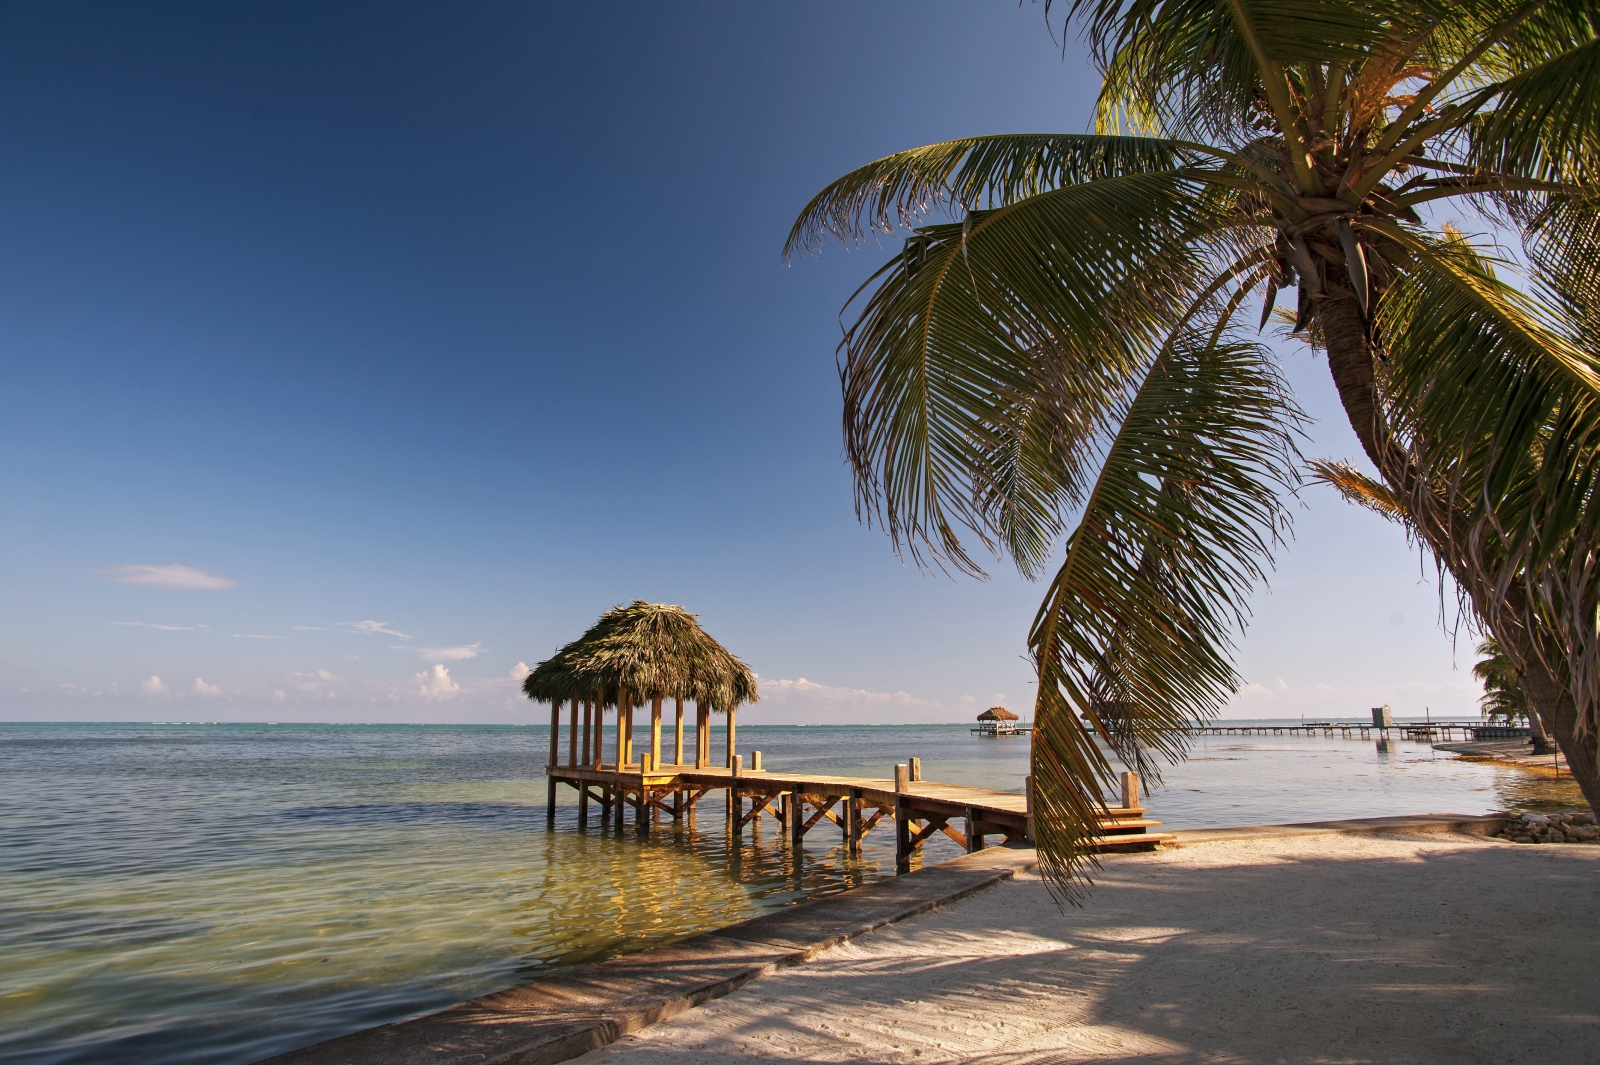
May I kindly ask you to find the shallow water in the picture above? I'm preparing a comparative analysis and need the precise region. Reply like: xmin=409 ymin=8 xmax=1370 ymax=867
xmin=0 ymin=721 xmax=1583 ymax=1065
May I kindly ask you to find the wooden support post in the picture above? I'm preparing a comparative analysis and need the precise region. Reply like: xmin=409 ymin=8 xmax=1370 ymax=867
xmin=599 ymin=783 xmax=611 ymax=827
xmin=1121 ymin=770 xmax=1140 ymax=810
xmin=568 ymin=700 xmax=579 ymax=767
xmin=790 ymin=792 xmax=804 ymax=849
xmin=727 ymin=706 xmax=738 ymax=769
xmin=650 ymin=696 xmax=663 ymax=771
xmin=696 ymin=703 xmax=709 ymax=768
xmin=909 ymin=756 xmax=922 ymax=782
xmin=548 ymin=700 xmax=560 ymax=767
xmin=1024 ymin=773 xmax=1034 ymax=842
xmin=621 ymin=690 xmax=634 ymax=767
xmin=753 ymin=750 xmax=763 ymax=772
xmin=894 ymin=764 xmax=911 ymax=874
xmin=730 ymin=754 xmax=743 ymax=838
xmin=547 ymin=776 xmax=557 ymax=823
xmin=581 ymin=699 xmax=592 ymax=766
xmin=964 ymin=804 xmax=983 ymax=852
xmin=674 ymin=697 xmax=684 ymax=767
xmin=846 ymin=787 xmax=860 ymax=854
xmin=578 ymin=776 xmax=589 ymax=828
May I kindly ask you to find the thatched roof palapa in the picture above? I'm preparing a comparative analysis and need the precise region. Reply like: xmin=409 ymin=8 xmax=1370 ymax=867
xmin=977 ymin=706 xmax=1018 ymax=722
xmin=522 ymin=600 xmax=758 ymax=713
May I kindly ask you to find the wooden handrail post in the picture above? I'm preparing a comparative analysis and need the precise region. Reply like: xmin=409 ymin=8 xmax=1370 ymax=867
xmin=752 ymin=750 xmax=763 ymax=772
xmin=909 ymin=756 xmax=921 ymax=782
xmin=1121 ymin=770 xmax=1139 ymax=810
xmin=695 ymin=702 xmax=709 ymax=768
xmin=726 ymin=706 xmax=738 ymax=769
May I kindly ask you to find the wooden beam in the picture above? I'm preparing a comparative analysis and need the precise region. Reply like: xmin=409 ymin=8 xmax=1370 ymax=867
xmin=801 ymin=797 xmax=837 ymax=837
xmin=737 ymin=790 xmax=782 ymax=831
xmin=678 ymin=786 xmax=713 ymax=811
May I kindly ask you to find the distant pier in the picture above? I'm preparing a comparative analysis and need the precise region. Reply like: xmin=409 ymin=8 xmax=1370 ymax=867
xmin=1186 ymin=720 xmax=1490 ymax=740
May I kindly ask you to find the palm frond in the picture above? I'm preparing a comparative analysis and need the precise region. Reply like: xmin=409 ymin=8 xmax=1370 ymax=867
xmin=1470 ymin=37 xmax=1600 ymax=189
xmin=1375 ymin=229 xmax=1600 ymax=730
xmin=1062 ymin=0 xmax=1409 ymax=147
xmin=1029 ymin=328 xmax=1301 ymax=899
xmin=784 ymin=134 xmax=1186 ymax=258
xmin=1307 ymin=459 xmax=1411 ymax=526
xmin=837 ymin=171 xmax=1233 ymax=576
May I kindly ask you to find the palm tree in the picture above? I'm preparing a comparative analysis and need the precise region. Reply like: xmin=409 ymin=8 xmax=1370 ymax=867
xmin=787 ymin=0 xmax=1600 ymax=890
xmin=1473 ymin=637 xmax=1556 ymax=753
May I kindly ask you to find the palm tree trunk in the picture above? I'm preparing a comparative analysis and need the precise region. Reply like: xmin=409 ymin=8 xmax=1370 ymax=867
xmin=1318 ymin=289 xmax=1599 ymax=812
xmin=1526 ymin=694 xmax=1556 ymax=755
xmin=1522 ymin=656 xmax=1600 ymax=806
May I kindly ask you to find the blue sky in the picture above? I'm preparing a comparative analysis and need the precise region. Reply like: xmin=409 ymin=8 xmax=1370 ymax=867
xmin=0 ymin=1 xmax=1479 ymax=724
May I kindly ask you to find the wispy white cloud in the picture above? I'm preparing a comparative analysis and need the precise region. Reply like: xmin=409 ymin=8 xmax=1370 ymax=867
xmin=509 ymin=661 xmax=531 ymax=681
xmin=142 ymin=675 xmax=169 ymax=695
xmin=107 ymin=564 xmax=239 ymax=591
xmin=291 ymin=669 xmax=340 ymax=682
xmin=415 ymin=642 xmax=482 ymax=662
xmin=417 ymin=664 xmax=460 ymax=699
xmin=109 ymin=621 xmax=207 ymax=632
xmin=232 ymin=633 xmax=283 ymax=639
xmin=757 ymin=676 xmax=953 ymax=724
xmin=292 ymin=625 xmax=328 ymax=632
xmin=192 ymin=678 xmax=221 ymax=697
xmin=343 ymin=620 xmax=411 ymax=639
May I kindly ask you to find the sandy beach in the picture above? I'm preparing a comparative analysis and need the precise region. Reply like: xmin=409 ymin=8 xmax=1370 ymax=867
xmin=581 ymin=831 xmax=1599 ymax=1064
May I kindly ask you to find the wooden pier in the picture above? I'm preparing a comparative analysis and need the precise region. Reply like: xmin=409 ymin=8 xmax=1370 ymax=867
xmin=545 ymin=757 xmax=1172 ymax=873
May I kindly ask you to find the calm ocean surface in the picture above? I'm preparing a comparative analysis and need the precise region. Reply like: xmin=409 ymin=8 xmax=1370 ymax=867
xmin=1 ymin=721 xmax=1583 ymax=1065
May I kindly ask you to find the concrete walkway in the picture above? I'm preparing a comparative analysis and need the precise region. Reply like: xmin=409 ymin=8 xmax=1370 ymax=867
xmin=583 ymin=831 xmax=1600 ymax=1065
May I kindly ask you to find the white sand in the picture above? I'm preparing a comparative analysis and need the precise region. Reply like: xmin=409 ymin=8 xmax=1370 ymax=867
xmin=583 ymin=832 xmax=1600 ymax=1064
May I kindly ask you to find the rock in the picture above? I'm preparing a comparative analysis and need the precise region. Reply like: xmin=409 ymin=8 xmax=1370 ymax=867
xmin=1571 ymin=812 xmax=1597 ymax=827
xmin=1569 ymin=825 xmax=1599 ymax=842
xmin=1523 ymin=812 xmax=1551 ymax=827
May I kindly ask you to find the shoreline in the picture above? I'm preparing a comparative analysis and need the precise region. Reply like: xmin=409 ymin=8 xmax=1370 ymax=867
xmin=258 ymin=813 xmax=1508 ymax=1065
xmin=1434 ymin=737 xmax=1570 ymax=775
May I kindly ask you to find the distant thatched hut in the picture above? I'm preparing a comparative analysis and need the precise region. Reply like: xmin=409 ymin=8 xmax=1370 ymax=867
xmin=976 ymin=706 xmax=1020 ymax=735
xmin=524 ymin=601 xmax=758 ymax=771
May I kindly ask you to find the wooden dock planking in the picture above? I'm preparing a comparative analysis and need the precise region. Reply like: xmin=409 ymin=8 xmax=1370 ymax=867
xmin=543 ymin=762 xmax=1175 ymax=870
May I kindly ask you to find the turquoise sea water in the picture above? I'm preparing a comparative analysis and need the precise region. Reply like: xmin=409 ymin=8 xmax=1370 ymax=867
xmin=0 ymin=721 xmax=1583 ymax=1065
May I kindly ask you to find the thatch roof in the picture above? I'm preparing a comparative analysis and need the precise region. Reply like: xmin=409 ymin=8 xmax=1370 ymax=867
xmin=522 ymin=600 xmax=758 ymax=712
xmin=977 ymin=706 xmax=1018 ymax=721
